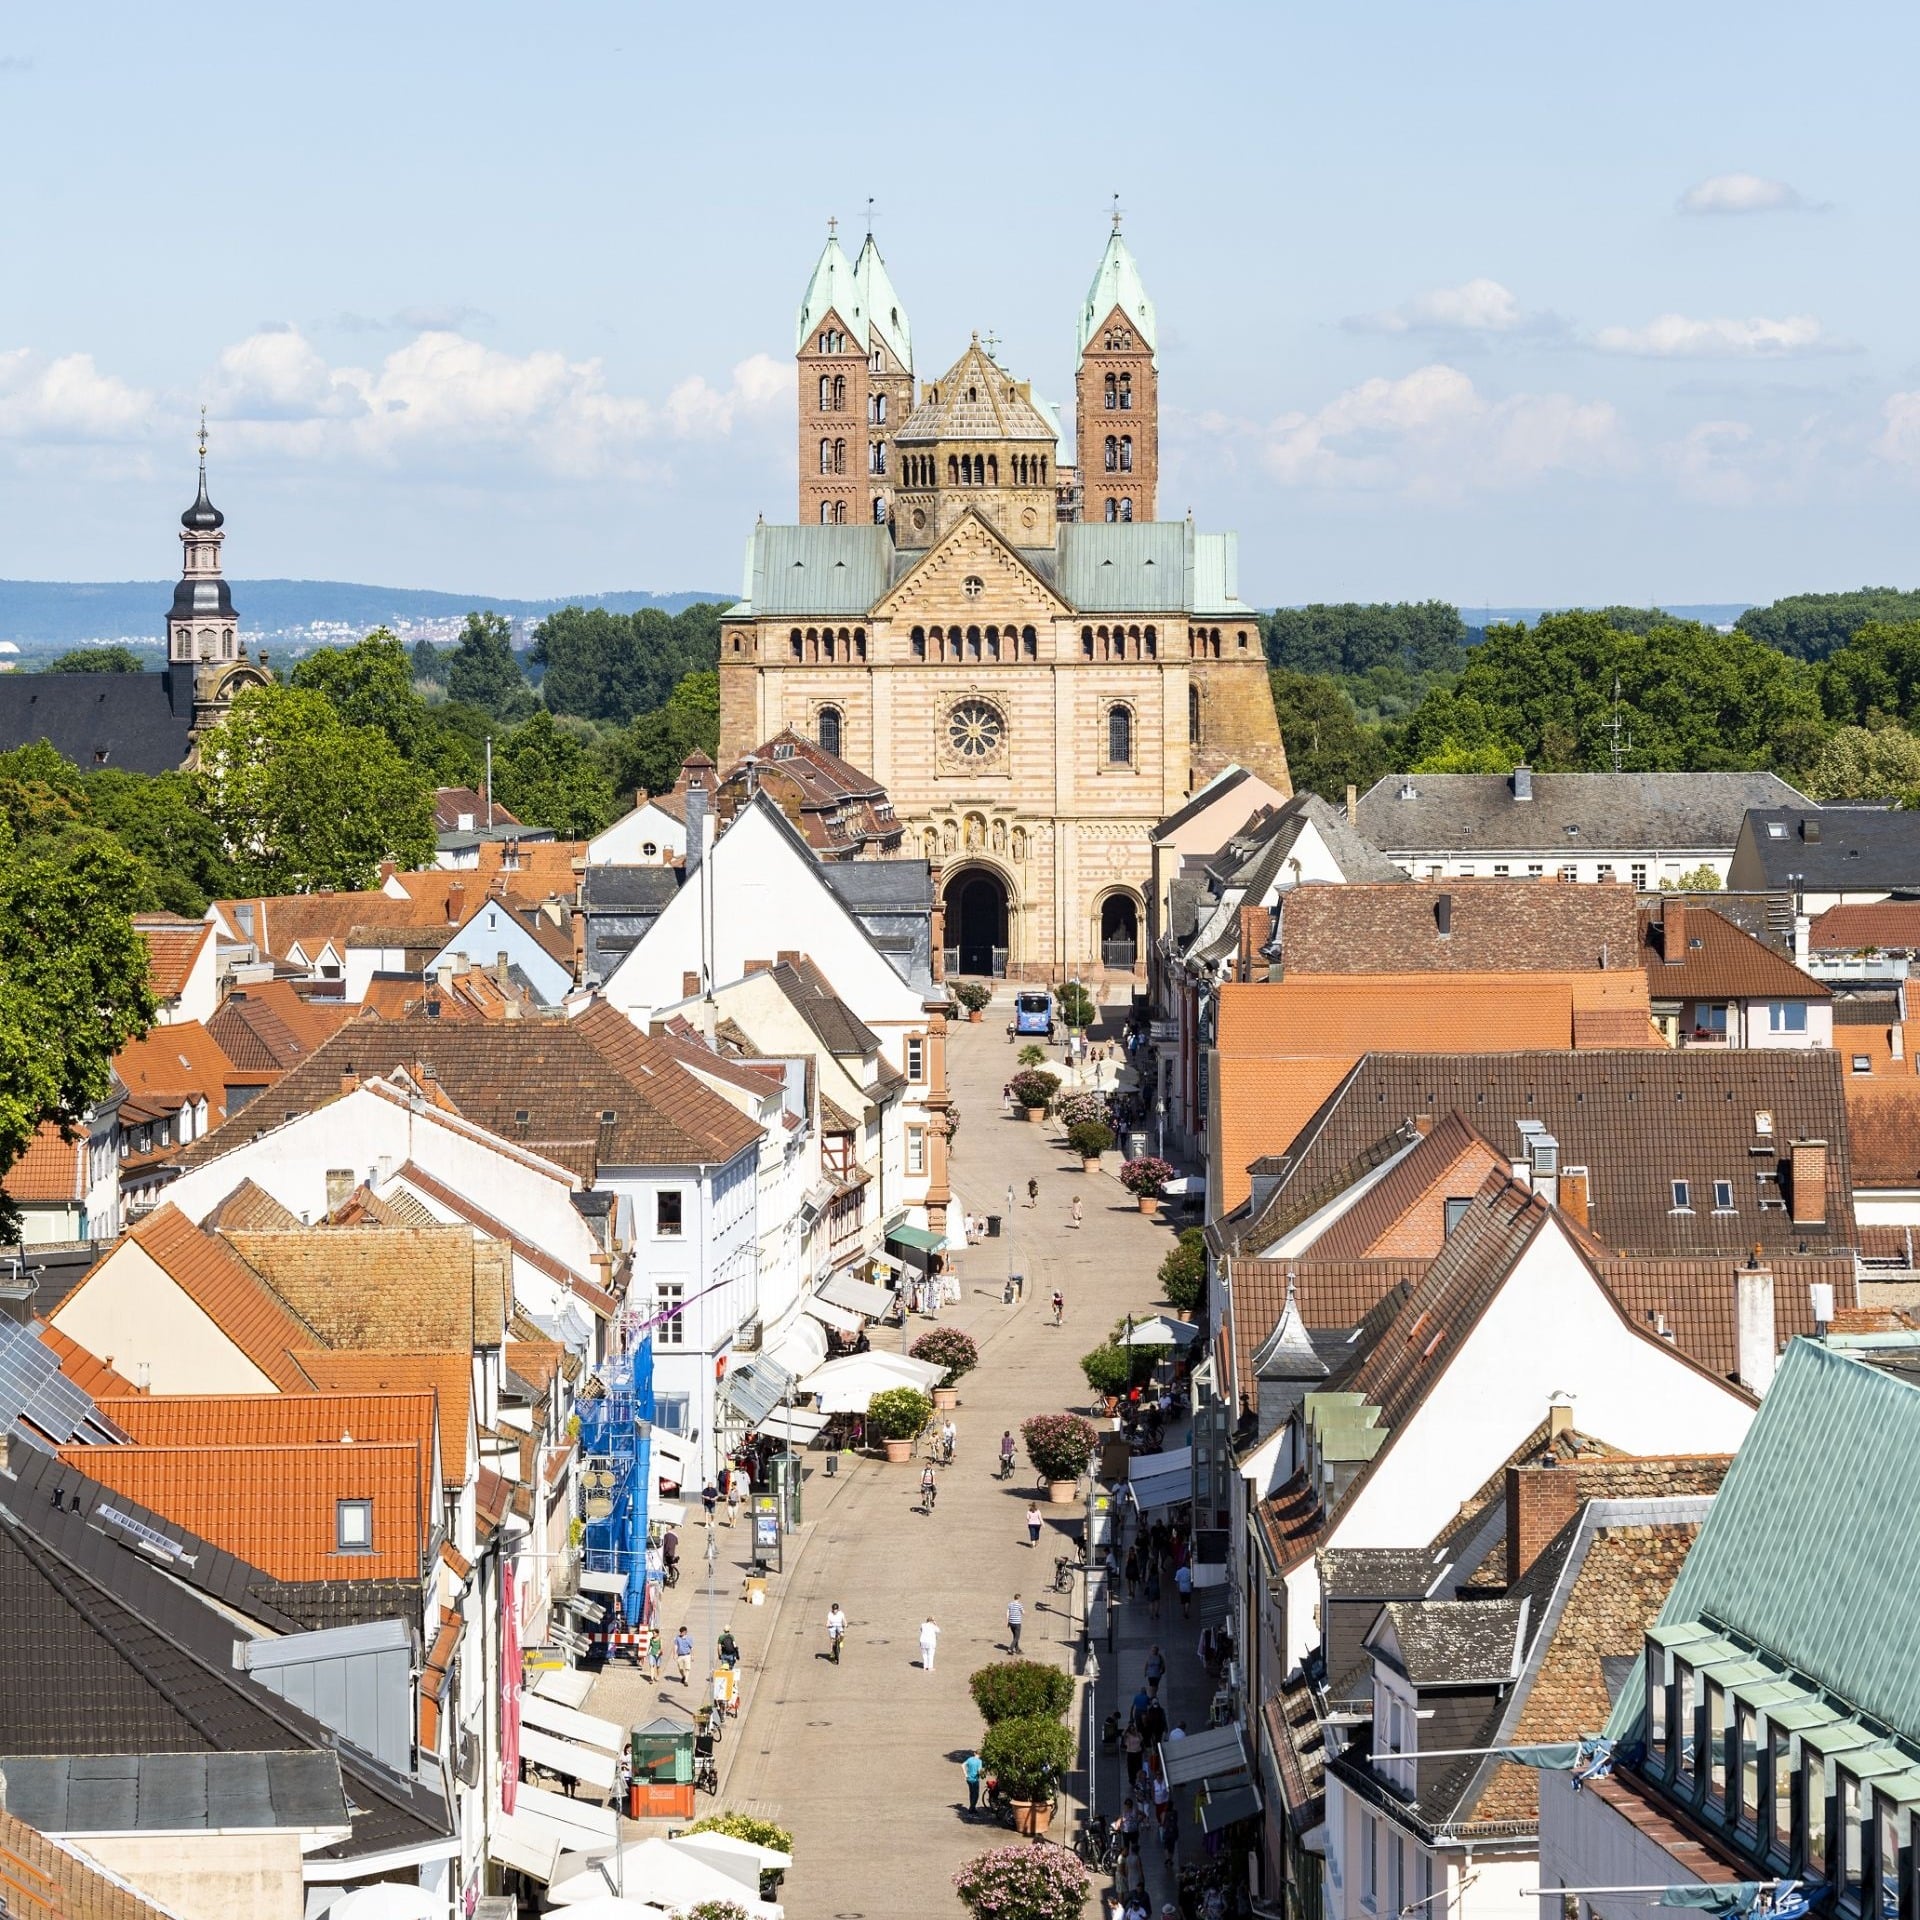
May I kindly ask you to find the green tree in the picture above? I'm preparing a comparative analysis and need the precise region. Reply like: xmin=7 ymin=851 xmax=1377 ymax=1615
xmin=1393 ymin=611 xmax=1824 ymax=775
xmin=0 ymin=743 xmax=89 ymax=842
xmin=196 ymin=685 xmax=435 ymax=892
xmin=1818 ymin=622 xmax=1920 ymax=731
xmin=605 ymin=670 xmax=721 ymax=799
xmin=411 ymin=638 xmax=444 ymax=685
xmin=494 ymin=710 xmax=620 ymax=836
xmin=43 ymin=645 xmax=144 ymax=673
xmin=1263 ymin=602 xmax=1467 ymax=681
xmin=1737 ymin=589 xmax=1920 ymax=662
xmin=1659 ymin=863 xmax=1723 ymax=892
xmin=1801 ymin=724 xmax=1920 ymax=804
xmin=1268 ymin=668 xmax=1393 ymax=801
xmin=87 ymin=769 xmax=237 ymax=914
xmin=532 ymin=601 xmax=728 ymax=725
xmin=0 ymin=821 xmax=157 ymax=1235
xmin=292 ymin=630 xmax=430 ymax=758
xmin=445 ymin=611 xmax=531 ymax=719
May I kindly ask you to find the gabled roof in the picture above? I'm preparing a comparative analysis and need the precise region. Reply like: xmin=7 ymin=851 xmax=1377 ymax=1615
xmin=765 ymin=957 xmax=885 ymax=1060
xmin=292 ymin=1349 xmax=474 ymax=1486
xmin=1055 ymin=522 xmax=1253 ymax=617
xmin=1371 ymin=1597 xmax=1527 ymax=1686
xmin=0 ymin=674 xmax=190 ymax=777
xmin=732 ymin=524 xmax=895 ymax=618
xmin=1640 ymin=903 xmax=1828 ymax=1000
xmin=1611 ymin=1338 xmax=1920 ymax=1744
xmin=113 ymin=1023 xmax=239 ymax=1131
xmin=205 ymin=983 xmax=355 ymax=1075
xmin=1735 ymin=804 xmax=1920 ymax=890
xmin=108 ymin=1205 xmax=318 ymax=1391
xmin=432 ymin=786 xmax=523 ymax=833
xmin=1810 ymin=899 xmax=1920 ymax=953
xmin=1358 ymin=770 xmax=1809 ymax=855
xmin=5 ymin=1124 xmax=91 ymax=1205
xmin=1296 ymin=1113 xmax=1511 ymax=1262
xmin=199 ymin=1179 xmax=301 ymax=1231
xmin=207 ymin=890 xmax=396 ymax=964
xmin=133 ymin=914 xmax=212 ymax=1000
xmin=1078 ymin=227 xmax=1158 ymax=364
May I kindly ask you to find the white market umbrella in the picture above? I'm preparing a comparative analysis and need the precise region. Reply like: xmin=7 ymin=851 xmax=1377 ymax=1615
xmin=324 ymin=1888 xmax=441 ymax=1920
xmin=667 ymin=1828 xmax=792 ymax=1888
xmin=1120 ymin=1315 xmax=1200 ymax=1348
xmin=800 ymin=1350 xmax=945 ymax=1414
xmin=547 ymin=1839 xmax=783 ymax=1917
xmin=544 ymin=1900 xmax=677 ymax=1920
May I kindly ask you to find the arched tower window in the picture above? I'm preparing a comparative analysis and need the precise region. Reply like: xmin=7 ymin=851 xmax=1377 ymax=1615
xmin=818 ymin=374 xmax=830 ymax=409
xmin=1120 ymin=436 xmax=1133 ymax=472
xmin=1022 ymin=625 xmax=1037 ymax=658
xmin=833 ymin=438 xmax=846 ymax=475
xmin=987 ymin=455 xmax=998 ymax=486
xmin=831 ymin=374 xmax=846 ymax=410
xmin=1104 ymin=435 xmax=1118 ymax=473
xmin=1104 ymin=499 xmax=1118 ymax=523
xmin=948 ymin=455 xmax=959 ymax=485
xmin=1119 ymin=499 xmax=1133 ymax=522
xmin=1104 ymin=372 xmax=1118 ymax=410
xmin=1081 ymin=626 xmax=1095 ymax=659
xmin=819 ymin=439 xmax=832 ymax=474
xmin=1120 ymin=372 xmax=1133 ymax=410
xmin=791 ymin=628 xmax=804 ymax=659
xmin=817 ymin=706 xmax=843 ymax=757
xmin=1108 ymin=705 xmax=1133 ymax=765
xmin=1189 ymin=683 xmax=1201 ymax=745
xmin=911 ymin=624 xmax=927 ymax=658
xmin=873 ymin=494 xmax=888 ymax=523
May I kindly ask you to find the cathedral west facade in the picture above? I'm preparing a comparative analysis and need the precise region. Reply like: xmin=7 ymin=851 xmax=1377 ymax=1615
xmin=718 ymin=221 xmax=1289 ymax=980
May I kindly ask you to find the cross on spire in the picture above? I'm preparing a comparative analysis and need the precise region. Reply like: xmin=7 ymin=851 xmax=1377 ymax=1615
xmin=865 ymin=195 xmax=875 ymax=239
xmin=1111 ymin=193 xmax=1124 ymax=233
xmin=197 ymin=404 xmax=208 ymax=470
xmin=982 ymin=329 xmax=1001 ymax=358
xmin=827 ymin=214 xmax=838 ymax=239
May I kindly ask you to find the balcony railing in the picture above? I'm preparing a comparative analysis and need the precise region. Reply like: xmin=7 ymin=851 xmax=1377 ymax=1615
xmin=1102 ymin=940 xmax=1139 ymax=969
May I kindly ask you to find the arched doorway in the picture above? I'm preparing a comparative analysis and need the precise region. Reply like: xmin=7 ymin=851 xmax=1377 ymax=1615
xmin=1099 ymin=892 xmax=1140 ymax=969
xmin=944 ymin=868 xmax=1009 ymax=978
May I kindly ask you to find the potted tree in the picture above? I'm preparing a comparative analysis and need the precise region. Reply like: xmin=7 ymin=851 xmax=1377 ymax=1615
xmin=911 ymin=1327 xmax=979 ymax=1411
xmin=1067 ymin=1118 xmax=1114 ymax=1172
xmin=953 ymin=980 xmax=992 ymax=1024
xmin=1120 ymin=1155 xmax=1176 ymax=1217
xmin=1159 ymin=1226 xmax=1207 ymax=1318
xmin=954 ymin=1843 xmax=1090 ymax=1920
xmin=978 ymin=1715 xmax=1077 ymax=1835
xmin=866 ymin=1386 xmax=932 ymax=1464
xmin=969 ymin=1659 xmax=1075 ymax=1725
xmin=1008 ymin=1069 xmax=1060 ymax=1124
xmin=1078 ymin=1341 xmax=1137 ymax=1415
xmin=1022 ymin=1412 xmax=1097 ymax=1503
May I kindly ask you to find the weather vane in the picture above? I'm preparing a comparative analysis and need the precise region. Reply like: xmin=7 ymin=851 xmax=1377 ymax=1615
xmin=197 ymin=404 xmax=208 ymax=464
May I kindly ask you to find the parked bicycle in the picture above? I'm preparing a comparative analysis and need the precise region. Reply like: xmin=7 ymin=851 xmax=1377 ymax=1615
xmin=1054 ymin=1553 xmax=1080 ymax=1594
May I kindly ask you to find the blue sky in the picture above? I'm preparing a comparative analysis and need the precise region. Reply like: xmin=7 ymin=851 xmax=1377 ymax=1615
xmin=3 ymin=2 xmax=1917 ymax=608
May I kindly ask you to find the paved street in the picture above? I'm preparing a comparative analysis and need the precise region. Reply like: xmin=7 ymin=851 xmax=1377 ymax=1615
xmin=593 ymin=1001 xmax=1186 ymax=1917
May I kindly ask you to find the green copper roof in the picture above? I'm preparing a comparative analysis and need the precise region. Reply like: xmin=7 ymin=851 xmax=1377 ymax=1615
xmin=1610 ymin=1339 xmax=1920 ymax=1747
xmin=796 ymin=232 xmax=862 ymax=353
xmin=853 ymin=234 xmax=912 ymax=373
xmin=1058 ymin=524 xmax=1257 ymax=617
xmin=732 ymin=525 xmax=894 ymax=618
xmin=1078 ymin=230 xmax=1158 ymax=367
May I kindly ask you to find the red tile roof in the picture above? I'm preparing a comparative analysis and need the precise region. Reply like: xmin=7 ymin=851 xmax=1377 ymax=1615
xmin=1844 ymin=1082 xmax=1920 ymax=1189
xmin=1640 ymin=902 xmax=1828 ymax=1001
xmin=294 ymin=1351 xmax=474 ymax=1487
xmin=5 ymin=1124 xmax=89 ymax=1204
xmin=36 ymin=1323 xmax=138 ymax=1399
xmin=133 ymin=915 xmax=212 ymax=1001
xmin=114 ymin=1022 xmax=239 ymax=1132
xmin=0 ymin=1802 xmax=176 ymax=1919
xmin=1809 ymin=900 xmax=1920 ymax=953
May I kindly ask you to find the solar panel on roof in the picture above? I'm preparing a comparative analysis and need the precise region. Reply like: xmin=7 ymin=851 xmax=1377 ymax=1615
xmin=0 ymin=1320 xmax=120 ymax=1444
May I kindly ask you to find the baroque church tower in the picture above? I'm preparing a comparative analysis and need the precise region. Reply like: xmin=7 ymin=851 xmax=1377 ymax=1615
xmin=164 ymin=416 xmax=269 ymax=734
xmin=1074 ymin=216 xmax=1158 ymax=525
xmin=794 ymin=219 xmax=915 ymax=528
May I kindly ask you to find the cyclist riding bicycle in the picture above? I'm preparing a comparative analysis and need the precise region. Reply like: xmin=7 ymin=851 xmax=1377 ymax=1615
xmin=920 ymin=1462 xmax=938 ymax=1510
xmin=998 ymin=1430 xmax=1016 ymax=1479
xmin=826 ymin=1602 xmax=847 ymax=1664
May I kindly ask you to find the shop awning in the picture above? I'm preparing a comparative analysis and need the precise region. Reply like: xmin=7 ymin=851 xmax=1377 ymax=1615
xmin=519 ymin=1723 xmax=618 ymax=1792
xmin=1160 ymin=1722 xmax=1254 ymax=1792
xmin=531 ymin=1668 xmax=596 ymax=1709
xmin=800 ymin=1350 xmax=946 ymax=1413
xmin=1199 ymin=1783 xmax=1262 ymax=1832
xmin=818 ymin=1275 xmax=899 ymax=1319
xmin=651 ymin=1498 xmax=688 ymax=1527
xmin=518 ymin=1691 xmax=625 ymax=1755
xmin=1127 ymin=1446 xmax=1194 ymax=1513
xmin=723 ymin=1354 xmax=797 ymax=1426
xmin=802 ymin=1295 xmax=862 ymax=1334
xmin=1120 ymin=1314 xmax=1201 ymax=1348
xmin=490 ymin=1811 xmax=561 ymax=1885
xmin=887 ymin=1224 xmax=943 ymax=1257
xmin=758 ymin=1405 xmax=830 ymax=1445
xmin=648 ymin=1426 xmax=698 ymax=1482
xmin=579 ymin=1569 xmax=628 ymax=1597
xmin=868 ymin=1251 xmax=905 ymax=1276
xmin=502 ymin=1781 xmax=618 ymax=1855
xmin=765 ymin=1316 xmax=828 ymax=1381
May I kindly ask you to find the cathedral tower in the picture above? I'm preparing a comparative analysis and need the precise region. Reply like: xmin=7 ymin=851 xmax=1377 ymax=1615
xmin=795 ymin=219 xmax=916 ymax=528
xmin=167 ymin=414 xmax=239 ymax=716
xmin=1074 ymin=218 xmax=1158 ymax=525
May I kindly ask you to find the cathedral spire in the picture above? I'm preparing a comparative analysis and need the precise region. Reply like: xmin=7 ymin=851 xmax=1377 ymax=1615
xmin=1077 ymin=222 xmax=1158 ymax=370
xmin=795 ymin=221 xmax=861 ymax=354
xmin=182 ymin=407 xmax=224 ymax=531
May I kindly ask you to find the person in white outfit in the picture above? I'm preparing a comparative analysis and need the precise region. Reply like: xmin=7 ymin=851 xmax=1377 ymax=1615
xmin=919 ymin=1617 xmax=940 ymax=1671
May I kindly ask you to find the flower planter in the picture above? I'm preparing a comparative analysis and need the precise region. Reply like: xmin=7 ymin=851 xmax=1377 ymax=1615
xmin=883 ymin=1438 xmax=914 ymax=1464
xmin=1137 ymin=1194 xmax=1160 ymax=1216
xmin=969 ymin=1008 xmax=983 ymax=1023
xmin=1009 ymin=1798 xmax=1054 ymax=1835
xmin=1022 ymin=1106 xmax=1046 ymax=1124
xmin=932 ymin=1386 xmax=959 ymax=1411
xmin=1081 ymin=1156 xmax=1101 ymax=1174
xmin=1046 ymin=1478 xmax=1078 ymax=1505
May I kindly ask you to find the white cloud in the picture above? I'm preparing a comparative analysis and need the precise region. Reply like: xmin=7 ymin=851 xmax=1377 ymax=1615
xmin=1344 ymin=278 xmax=1559 ymax=337
xmin=1593 ymin=313 xmax=1835 ymax=358
xmin=1249 ymin=362 xmax=1625 ymax=494
xmin=1874 ymin=392 xmax=1920 ymax=468
xmin=1677 ymin=172 xmax=1818 ymax=216
xmin=1669 ymin=420 xmax=1759 ymax=506
xmin=0 ymin=349 xmax=151 ymax=439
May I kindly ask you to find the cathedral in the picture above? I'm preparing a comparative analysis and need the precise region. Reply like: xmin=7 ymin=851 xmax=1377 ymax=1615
xmin=717 ymin=220 xmax=1290 ymax=980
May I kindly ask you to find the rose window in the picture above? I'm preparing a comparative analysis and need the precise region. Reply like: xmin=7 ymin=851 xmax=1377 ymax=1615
xmin=947 ymin=699 xmax=1005 ymax=760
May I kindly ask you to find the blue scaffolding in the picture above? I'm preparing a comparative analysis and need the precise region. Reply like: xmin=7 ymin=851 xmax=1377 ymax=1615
xmin=577 ymin=1336 xmax=655 ymax=1629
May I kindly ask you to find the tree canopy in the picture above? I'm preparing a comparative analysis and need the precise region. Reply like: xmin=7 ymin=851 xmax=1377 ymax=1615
xmin=493 ymin=710 xmax=621 ymax=836
xmin=445 ymin=611 xmax=532 ymax=720
xmin=531 ymin=602 xmax=726 ymax=725
xmin=1736 ymin=588 xmax=1920 ymax=662
xmin=1267 ymin=668 xmax=1394 ymax=801
xmin=42 ymin=645 xmax=145 ymax=673
xmin=196 ymin=685 xmax=436 ymax=892
xmin=604 ymin=671 xmax=720 ymax=800
xmin=1817 ymin=620 xmax=1920 ymax=732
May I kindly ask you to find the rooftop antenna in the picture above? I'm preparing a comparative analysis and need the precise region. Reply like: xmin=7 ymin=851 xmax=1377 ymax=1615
xmin=1609 ymin=675 xmax=1632 ymax=773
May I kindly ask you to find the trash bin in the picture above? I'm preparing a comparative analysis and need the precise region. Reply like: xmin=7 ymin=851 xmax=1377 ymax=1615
xmin=986 ymin=1214 xmax=1002 ymax=1238
xmin=825 ymin=1451 xmax=838 ymax=1477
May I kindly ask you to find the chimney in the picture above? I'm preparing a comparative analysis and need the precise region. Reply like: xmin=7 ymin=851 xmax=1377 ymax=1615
xmin=1512 ymin=765 xmax=1533 ymax=802
xmin=1434 ymin=892 xmax=1453 ymax=938
xmin=1787 ymin=1139 xmax=1828 ymax=1227
xmin=682 ymin=970 xmax=701 ymax=998
xmin=1893 ymin=1026 xmax=1906 ymax=1063
xmin=744 ymin=959 xmax=773 ymax=976
xmin=1735 ymin=1252 xmax=1777 ymax=1396
xmin=446 ymin=882 xmax=465 ymax=926
xmin=1547 ymin=1390 xmax=1575 ymax=1438
xmin=325 ymin=1167 xmax=355 ymax=1213
xmin=685 ymin=782 xmax=708 ymax=874
xmin=435 ymin=957 xmax=455 ymax=989
xmin=1559 ymin=1165 xmax=1591 ymax=1230
xmin=379 ymin=861 xmax=396 ymax=883
xmin=1800 ymin=819 xmax=1821 ymax=843
xmin=1345 ymin=783 xmax=1357 ymax=825
xmin=1662 ymin=895 xmax=1686 ymax=964
xmin=496 ymin=950 xmax=511 ymax=986
xmin=1505 ymin=1456 xmax=1581 ymax=1586
xmin=777 ymin=949 xmax=802 ymax=967
xmin=338 ymin=1071 xmax=358 ymax=1096
xmin=1413 ymin=1113 xmax=1433 ymax=1137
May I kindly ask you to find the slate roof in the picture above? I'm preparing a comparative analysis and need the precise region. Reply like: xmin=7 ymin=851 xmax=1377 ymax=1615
xmin=1732 ymin=804 xmax=1920 ymax=892
xmin=0 ymin=1750 xmax=349 ymax=1836
xmin=1358 ymin=770 xmax=1808 ymax=855
xmin=1374 ymin=1597 xmax=1527 ymax=1686
xmin=1609 ymin=1337 xmax=1920 ymax=1747
xmin=1639 ymin=903 xmax=1828 ymax=1000
xmin=580 ymin=865 xmax=682 ymax=909
xmin=817 ymin=860 xmax=935 ymax=910
xmin=179 ymin=1016 xmax=764 ymax=1181
xmin=766 ymin=957 xmax=885 ymax=1059
xmin=0 ymin=673 xmax=191 ymax=777
xmin=1809 ymin=900 xmax=1920 ymax=952
xmin=1267 ymin=1049 xmax=1856 ymax=1254
xmin=1279 ymin=880 xmax=1643 ymax=975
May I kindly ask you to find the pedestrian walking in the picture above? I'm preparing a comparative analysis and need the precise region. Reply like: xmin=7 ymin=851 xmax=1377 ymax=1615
xmin=1026 ymin=1503 xmax=1043 ymax=1548
xmin=724 ymin=1467 xmax=741 ymax=1525
xmin=1051 ymin=1288 xmax=1065 ymax=1325
xmin=645 ymin=1625 xmax=663 ymax=1682
xmin=673 ymin=1625 xmax=693 ymax=1687
xmin=1124 ymin=1543 xmax=1142 ymax=1598
xmin=941 ymin=1417 xmax=957 ymax=1462
xmin=1144 ymin=1563 xmax=1162 ymax=1621
xmin=700 ymin=1480 xmax=718 ymax=1520
xmin=1069 ymin=1195 xmax=1084 ymax=1230
xmin=1174 ymin=1561 xmax=1193 ymax=1618
xmin=1160 ymin=1799 xmax=1180 ymax=1861
xmin=963 ymin=1748 xmax=983 ymax=1813
xmin=1145 ymin=1645 xmax=1166 ymax=1694
xmin=919 ymin=1616 xmax=940 ymax=1672
xmin=1027 ymin=1176 xmax=1039 ymax=1207
xmin=1007 ymin=1593 xmax=1024 ymax=1653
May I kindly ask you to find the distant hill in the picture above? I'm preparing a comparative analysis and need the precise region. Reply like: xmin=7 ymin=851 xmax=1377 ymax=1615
xmin=0 ymin=579 xmax=733 ymax=654
xmin=1458 ymin=603 xmax=1752 ymax=635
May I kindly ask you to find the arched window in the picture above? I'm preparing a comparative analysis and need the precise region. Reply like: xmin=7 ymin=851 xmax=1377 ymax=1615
xmin=1120 ymin=373 xmax=1133 ymax=411
xmin=853 ymin=627 xmax=866 ymax=658
xmin=1104 ymin=372 xmax=1118 ymax=410
xmin=872 ymin=393 xmax=887 ymax=424
xmin=870 ymin=441 xmax=886 ymax=474
xmin=1022 ymin=624 xmax=1037 ymax=658
xmin=911 ymin=624 xmax=926 ymax=658
xmin=1120 ymin=436 xmax=1133 ymax=472
xmin=1144 ymin=625 xmax=1157 ymax=658
xmin=873 ymin=494 xmax=888 ymax=523
xmin=791 ymin=628 xmax=803 ymax=660
xmin=1104 ymin=435 xmax=1118 ymax=473
xmin=1119 ymin=498 xmax=1133 ymax=522
xmin=1109 ymin=705 xmax=1133 ymax=765
xmin=987 ymin=455 xmax=998 ymax=486
xmin=832 ymin=374 xmax=845 ymax=410
xmin=833 ymin=438 xmax=846 ymax=475
xmin=1189 ymin=684 xmax=1201 ymax=744
xmin=820 ymin=501 xmax=833 ymax=525
xmin=834 ymin=501 xmax=847 ymax=524
xmin=1104 ymin=498 xmax=1118 ymax=522
xmin=1040 ymin=456 xmax=1048 ymax=482
xmin=1082 ymin=626 xmax=1095 ymax=659
xmin=819 ymin=439 xmax=832 ymax=474
xmin=967 ymin=624 xmax=982 ymax=659
xmin=986 ymin=626 xmax=1000 ymax=659
xmin=817 ymin=707 xmax=843 ymax=757
xmin=948 ymin=455 xmax=959 ymax=485
xmin=818 ymin=374 xmax=830 ymax=409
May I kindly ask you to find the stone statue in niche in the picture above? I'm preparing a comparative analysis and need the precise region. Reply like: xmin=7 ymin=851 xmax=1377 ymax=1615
xmin=922 ymin=828 xmax=938 ymax=860
xmin=990 ymin=819 xmax=1006 ymax=852
xmin=964 ymin=813 xmax=984 ymax=850
xmin=1011 ymin=827 xmax=1027 ymax=861
xmin=941 ymin=819 xmax=958 ymax=854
